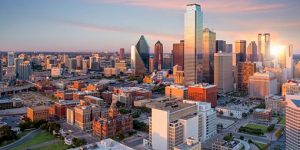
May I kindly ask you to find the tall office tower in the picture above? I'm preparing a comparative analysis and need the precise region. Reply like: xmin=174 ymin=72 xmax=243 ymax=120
xmin=214 ymin=52 xmax=234 ymax=92
xmin=119 ymin=48 xmax=125 ymax=60
xmin=184 ymin=4 xmax=203 ymax=85
xmin=63 ymin=54 xmax=69 ymax=67
xmin=68 ymin=58 xmax=77 ymax=73
xmin=258 ymin=33 xmax=271 ymax=66
xmin=183 ymin=100 xmax=217 ymax=142
xmin=0 ymin=59 xmax=2 ymax=81
xmin=237 ymin=62 xmax=256 ymax=94
xmin=82 ymin=59 xmax=88 ymax=73
xmin=286 ymin=94 xmax=300 ymax=150
xmin=203 ymin=28 xmax=216 ymax=83
xmin=135 ymin=35 xmax=150 ymax=71
xmin=246 ymin=41 xmax=258 ymax=62
xmin=76 ymin=56 xmax=82 ymax=69
xmin=187 ymin=83 xmax=218 ymax=107
xmin=149 ymin=57 xmax=154 ymax=73
xmin=18 ymin=61 xmax=32 ymax=80
xmin=215 ymin=40 xmax=226 ymax=53
xmin=15 ymin=58 xmax=24 ymax=78
xmin=7 ymin=52 xmax=15 ymax=67
xmin=149 ymin=101 xmax=198 ymax=150
xmin=173 ymin=40 xmax=184 ymax=69
xmin=154 ymin=41 xmax=163 ymax=71
xmin=248 ymin=72 xmax=278 ymax=99
xmin=131 ymin=45 xmax=146 ymax=76
xmin=278 ymin=45 xmax=293 ymax=79
xmin=163 ymin=54 xmax=172 ymax=70
xmin=235 ymin=40 xmax=247 ymax=62
xmin=294 ymin=61 xmax=300 ymax=78
xmin=226 ymin=44 xmax=233 ymax=53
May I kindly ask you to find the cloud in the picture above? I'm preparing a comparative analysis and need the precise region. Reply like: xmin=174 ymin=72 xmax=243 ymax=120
xmin=91 ymin=0 xmax=286 ymax=13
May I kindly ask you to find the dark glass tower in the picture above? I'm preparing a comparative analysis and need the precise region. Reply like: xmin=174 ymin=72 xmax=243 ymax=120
xmin=136 ymin=35 xmax=150 ymax=71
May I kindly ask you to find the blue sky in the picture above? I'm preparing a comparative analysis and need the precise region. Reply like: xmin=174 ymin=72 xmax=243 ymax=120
xmin=0 ymin=0 xmax=299 ymax=53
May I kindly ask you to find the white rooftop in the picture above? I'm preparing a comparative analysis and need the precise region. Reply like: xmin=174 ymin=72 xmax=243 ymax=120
xmin=68 ymin=138 xmax=134 ymax=150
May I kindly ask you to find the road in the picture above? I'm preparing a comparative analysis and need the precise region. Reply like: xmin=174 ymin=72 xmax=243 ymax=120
xmin=0 ymin=129 xmax=41 ymax=150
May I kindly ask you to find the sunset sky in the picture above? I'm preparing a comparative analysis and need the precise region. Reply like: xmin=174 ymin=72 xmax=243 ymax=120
xmin=0 ymin=0 xmax=299 ymax=53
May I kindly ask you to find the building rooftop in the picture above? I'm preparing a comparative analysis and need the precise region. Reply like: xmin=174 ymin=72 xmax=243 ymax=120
xmin=189 ymin=83 xmax=216 ymax=89
xmin=168 ymin=84 xmax=187 ymax=90
xmin=148 ymin=100 xmax=195 ymax=113
xmin=292 ymin=99 xmax=300 ymax=108
xmin=254 ymin=108 xmax=272 ymax=113
xmin=28 ymin=105 xmax=49 ymax=111
xmin=69 ymin=138 xmax=134 ymax=150
xmin=56 ymin=100 xmax=80 ymax=106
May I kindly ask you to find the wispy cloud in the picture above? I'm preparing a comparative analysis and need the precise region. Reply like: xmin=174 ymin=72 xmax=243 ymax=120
xmin=92 ymin=0 xmax=286 ymax=13
xmin=58 ymin=20 xmax=182 ymax=42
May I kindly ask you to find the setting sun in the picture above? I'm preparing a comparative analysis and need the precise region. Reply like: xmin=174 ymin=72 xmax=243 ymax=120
xmin=271 ymin=44 xmax=285 ymax=57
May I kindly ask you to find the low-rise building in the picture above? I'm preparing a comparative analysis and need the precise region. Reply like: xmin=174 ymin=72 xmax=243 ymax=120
xmin=104 ymin=68 xmax=120 ymax=77
xmin=248 ymin=72 xmax=278 ymax=99
xmin=174 ymin=137 xmax=201 ymax=150
xmin=215 ymin=105 xmax=249 ymax=119
xmin=84 ymin=95 xmax=104 ymax=106
xmin=27 ymin=106 xmax=50 ymax=121
xmin=265 ymin=95 xmax=286 ymax=115
xmin=0 ymin=98 xmax=22 ymax=110
xmin=282 ymin=79 xmax=300 ymax=96
xmin=188 ymin=83 xmax=217 ymax=107
xmin=165 ymin=85 xmax=187 ymax=101
xmin=212 ymin=139 xmax=242 ymax=150
xmin=253 ymin=108 xmax=272 ymax=122
xmin=69 ymin=138 xmax=134 ymax=150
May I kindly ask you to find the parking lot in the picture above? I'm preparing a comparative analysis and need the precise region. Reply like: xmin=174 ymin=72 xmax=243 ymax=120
xmin=13 ymin=91 xmax=53 ymax=107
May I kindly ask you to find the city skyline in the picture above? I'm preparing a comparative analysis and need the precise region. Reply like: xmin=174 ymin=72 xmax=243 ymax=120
xmin=0 ymin=0 xmax=299 ymax=53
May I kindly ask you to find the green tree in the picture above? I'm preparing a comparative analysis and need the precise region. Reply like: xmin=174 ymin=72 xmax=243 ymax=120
xmin=0 ymin=125 xmax=17 ymax=143
xmin=72 ymin=138 xmax=87 ymax=147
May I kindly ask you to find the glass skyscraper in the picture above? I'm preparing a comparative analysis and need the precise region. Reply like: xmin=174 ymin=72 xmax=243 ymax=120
xmin=135 ymin=35 xmax=150 ymax=71
xmin=203 ymin=28 xmax=216 ymax=84
xmin=258 ymin=33 xmax=271 ymax=66
xmin=184 ymin=4 xmax=203 ymax=85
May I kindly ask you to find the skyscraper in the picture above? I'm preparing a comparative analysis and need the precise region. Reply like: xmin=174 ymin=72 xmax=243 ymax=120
xmin=119 ymin=48 xmax=125 ymax=60
xmin=131 ymin=45 xmax=146 ymax=76
xmin=246 ymin=41 xmax=258 ymax=62
xmin=202 ymin=28 xmax=216 ymax=83
xmin=184 ymin=4 xmax=203 ymax=85
xmin=214 ymin=52 xmax=234 ymax=92
xmin=216 ymin=40 xmax=226 ymax=53
xmin=285 ymin=94 xmax=300 ymax=150
xmin=258 ymin=33 xmax=271 ymax=66
xmin=18 ymin=61 xmax=32 ymax=80
xmin=7 ymin=52 xmax=14 ymax=67
xmin=235 ymin=40 xmax=247 ymax=62
xmin=225 ymin=44 xmax=233 ymax=53
xmin=173 ymin=40 xmax=184 ymax=69
xmin=149 ymin=57 xmax=154 ymax=73
xmin=135 ymin=35 xmax=150 ymax=71
xmin=154 ymin=41 xmax=163 ymax=71
xmin=0 ymin=59 xmax=2 ymax=81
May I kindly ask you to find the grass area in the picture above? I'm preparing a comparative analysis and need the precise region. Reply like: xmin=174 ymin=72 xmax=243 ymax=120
xmin=0 ymin=130 xmax=30 ymax=147
xmin=245 ymin=123 xmax=268 ymax=133
xmin=254 ymin=141 xmax=268 ymax=150
xmin=278 ymin=117 xmax=285 ymax=125
xmin=11 ymin=131 xmax=56 ymax=150
xmin=33 ymin=140 xmax=69 ymax=150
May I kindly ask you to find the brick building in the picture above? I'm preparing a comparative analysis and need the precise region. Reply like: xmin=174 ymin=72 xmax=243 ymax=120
xmin=188 ymin=83 xmax=217 ymax=107
xmin=27 ymin=106 xmax=50 ymax=121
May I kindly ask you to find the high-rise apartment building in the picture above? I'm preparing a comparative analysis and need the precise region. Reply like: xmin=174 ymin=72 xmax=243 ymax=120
xmin=154 ymin=41 xmax=163 ymax=71
xmin=237 ymin=62 xmax=256 ymax=94
xmin=202 ymin=28 xmax=216 ymax=83
xmin=184 ymin=4 xmax=203 ymax=85
xmin=258 ymin=33 xmax=271 ymax=66
xmin=246 ymin=41 xmax=258 ymax=62
xmin=215 ymin=40 xmax=226 ymax=53
xmin=163 ymin=54 xmax=173 ymax=70
xmin=235 ymin=40 xmax=247 ymax=62
xmin=214 ymin=52 xmax=233 ymax=92
xmin=248 ymin=72 xmax=278 ymax=99
xmin=286 ymin=94 xmax=300 ymax=150
xmin=18 ymin=61 xmax=32 ymax=80
xmin=187 ymin=83 xmax=217 ymax=107
xmin=7 ymin=52 xmax=14 ymax=67
xmin=119 ymin=48 xmax=125 ymax=60
xmin=277 ymin=45 xmax=293 ymax=79
xmin=173 ymin=40 xmax=184 ymax=70
xmin=0 ymin=59 xmax=3 ymax=81
xmin=183 ymin=100 xmax=217 ymax=142
xmin=68 ymin=58 xmax=77 ymax=73
xmin=149 ymin=101 xmax=198 ymax=150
